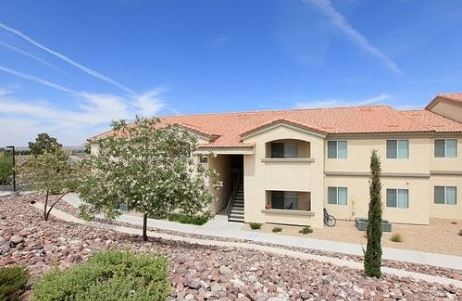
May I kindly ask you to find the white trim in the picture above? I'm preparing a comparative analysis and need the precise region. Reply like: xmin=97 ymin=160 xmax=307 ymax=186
xmin=195 ymin=148 xmax=254 ymax=155
xmin=261 ymin=158 xmax=315 ymax=163
xmin=241 ymin=123 xmax=326 ymax=140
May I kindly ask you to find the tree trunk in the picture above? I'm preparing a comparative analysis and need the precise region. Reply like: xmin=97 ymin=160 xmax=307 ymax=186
xmin=43 ymin=190 xmax=50 ymax=221
xmin=45 ymin=193 xmax=67 ymax=221
xmin=142 ymin=212 xmax=148 ymax=241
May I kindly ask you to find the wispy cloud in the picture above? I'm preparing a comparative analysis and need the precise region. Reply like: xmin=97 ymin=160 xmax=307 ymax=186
xmin=0 ymin=65 xmax=77 ymax=94
xmin=208 ymin=34 xmax=231 ymax=48
xmin=303 ymin=0 xmax=404 ymax=76
xmin=0 ymin=21 xmax=136 ymax=94
xmin=0 ymin=41 xmax=64 ymax=74
xmin=294 ymin=93 xmax=392 ymax=108
xmin=0 ymin=87 xmax=166 ymax=145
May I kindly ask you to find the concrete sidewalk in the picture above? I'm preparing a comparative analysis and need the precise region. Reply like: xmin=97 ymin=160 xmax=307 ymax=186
xmin=32 ymin=201 xmax=462 ymax=289
xmin=63 ymin=193 xmax=462 ymax=271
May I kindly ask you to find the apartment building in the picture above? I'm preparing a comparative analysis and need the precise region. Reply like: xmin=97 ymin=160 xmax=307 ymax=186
xmin=89 ymin=93 xmax=462 ymax=228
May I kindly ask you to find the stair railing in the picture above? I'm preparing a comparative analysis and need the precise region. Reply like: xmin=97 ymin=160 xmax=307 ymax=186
xmin=225 ymin=174 xmax=241 ymax=214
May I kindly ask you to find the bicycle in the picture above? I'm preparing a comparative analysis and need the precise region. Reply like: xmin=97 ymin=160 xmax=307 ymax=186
xmin=323 ymin=208 xmax=336 ymax=227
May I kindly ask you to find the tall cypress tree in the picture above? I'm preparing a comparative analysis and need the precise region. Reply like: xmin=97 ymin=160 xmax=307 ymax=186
xmin=364 ymin=150 xmax=383 ymax=277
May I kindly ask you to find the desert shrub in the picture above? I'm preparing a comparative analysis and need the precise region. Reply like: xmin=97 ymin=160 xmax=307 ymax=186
xmin=272 ymin=227 xmax=282 ymax=233
xmin=299 ymin=226 xmax=313 ymax=234
xmin=249 ymin=223 xmax=262 ymax=230
xmin=0 ymin=266 xmax=28 ymax=301
xmin=167 ymin=212 xmax=211 ymax=225
xmin=459 ymin=229 xmax=462 ymax=236
xmin=451 ymin=221 xmax=458 ymax=225
xmin=390 ymin=233 xmax=403 ymax=242
xmin=33 ymin=250 xmax=170 ymax=301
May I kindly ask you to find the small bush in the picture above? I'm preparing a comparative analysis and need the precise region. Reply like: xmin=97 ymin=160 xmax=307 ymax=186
xmin=451 ymin=221 xmax=457 ymax=225
xmin=0 ymin=266 xmax=28 ymax=301
xmin=33 ymin=250 xmax=170 ymax=301
xmin=299 ymin=226 xmax=313 ymax=234
xmin=167 ymin=212 xmax=211 ymax=225
xmin=249 ymin=223 xmax=262 ymax=230
xmin=458 ymin=229 xmax=462 ymax=236
xmin=272 ymin=227 xmax=282 ymax=233
xmin=390 ymin=233 xmax=403 ymax=242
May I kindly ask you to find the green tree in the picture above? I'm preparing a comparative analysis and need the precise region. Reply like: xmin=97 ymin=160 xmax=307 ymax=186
xmin=19 ymin=149 xmax=80 ymax=221
xmin=364 ymin=150 xmax=383 ymax=277
xmin=28 ymin=133 xmax=63 ymax=156
xmin=0 ymin=152 xmax=12 ymax=185
xmin=79 ymin=117 xmax=220 ymax=241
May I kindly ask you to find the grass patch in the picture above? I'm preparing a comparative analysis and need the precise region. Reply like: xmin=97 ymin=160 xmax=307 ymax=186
xmin=249 ymin=223 xmax=262 ymax=230
xmin=33 ymin=250 xmax=170 ymax=301
xmin=272 ymin=227 xmax=282 ymax=233
xmin=0 ymin=266 xmax=28 ymax=301
xmin=390 ymin=233 xmax=403 ymax=242
xmin=299 ymin=226 xmax=313 ymax=234
xmin=167 ymin=212 xmax=211 ymax=225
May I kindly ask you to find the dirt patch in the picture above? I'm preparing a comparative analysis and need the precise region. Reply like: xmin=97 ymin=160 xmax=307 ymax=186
xmin=243 ymin=219 xmax=462 ymax=256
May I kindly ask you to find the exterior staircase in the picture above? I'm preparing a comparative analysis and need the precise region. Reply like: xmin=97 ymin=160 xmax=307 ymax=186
xmin=228 ymin=180 xmax=244 ymax=223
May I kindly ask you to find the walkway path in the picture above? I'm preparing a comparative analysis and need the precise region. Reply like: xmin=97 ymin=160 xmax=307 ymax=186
xmin=63 ymin=193 xmax=462 ymax=271
xmin=32 ymin=201 xmax=462 ymax=288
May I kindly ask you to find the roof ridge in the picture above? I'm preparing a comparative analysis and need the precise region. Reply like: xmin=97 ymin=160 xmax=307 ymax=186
xmin=161 ymin=104 xmax=392 ymax=119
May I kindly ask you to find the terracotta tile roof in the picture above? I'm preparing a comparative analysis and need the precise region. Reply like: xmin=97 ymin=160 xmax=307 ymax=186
xmin=400 ymin=110 xmax=462 ymax=133
xmin=426 ymin=93 xmax=462 ymax=110
xmin=89 ymin=105 xmax=462 ymax=148
xmin=438 ymin=93 xmax=462 ymax=103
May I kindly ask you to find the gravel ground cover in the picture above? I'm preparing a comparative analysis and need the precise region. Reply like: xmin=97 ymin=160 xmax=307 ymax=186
xmin=1 ymin=195 xmax=461 ymax=300
xmin=31 ymin=193 xmax=462 ymax=281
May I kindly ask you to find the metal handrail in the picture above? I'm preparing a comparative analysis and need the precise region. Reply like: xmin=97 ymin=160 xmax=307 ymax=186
xmin=225 ymin=174 xmax=241 ymax=214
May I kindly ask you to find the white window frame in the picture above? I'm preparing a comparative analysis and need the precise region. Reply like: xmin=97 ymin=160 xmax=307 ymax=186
xmin=386 ymin=139 xmax=409 ymax=159
xmin=327 ymin=140 xmax=347 ymax=159
xmin=434 ymin=186 xmax=457 ymax=205
xmin=434 ymin=139 xmax=457 ymax=158
xmin=327 ymin=186 xmax=348 ymax=205
xmin=386 ymin=188 xmax=409 ymax=208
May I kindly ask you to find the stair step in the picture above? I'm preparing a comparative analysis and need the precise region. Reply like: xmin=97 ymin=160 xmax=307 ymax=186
xmin=228 ymin=218 xmax=244 ymax=223
xmin=231 ymin=209 xmax=244 ymax=214
xmin=228 ymin=214 xmax=244 ymax=219
xmin=233 ymin=204 xmax=244 ymax=208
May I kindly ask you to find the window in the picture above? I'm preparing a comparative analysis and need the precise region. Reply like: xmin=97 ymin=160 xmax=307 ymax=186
xmin=271 ymin=142 xmax=298 ymax=158
xmin=386 ymin=140 xmax=409 ymax=159
xmin=434 ymin=186 xmax=457 ymax=205
xmin=327 ymin=187 xmax=348 ymax=205
xmin=327 ymin=140 xmax=347 ymax=159
xmin=434 ymin=139 xmax=457 ymax=158
xmin=271 ymin=191 xmax=299 ymax=210
xmin=386 ymin=189 xmax=409 ymax=208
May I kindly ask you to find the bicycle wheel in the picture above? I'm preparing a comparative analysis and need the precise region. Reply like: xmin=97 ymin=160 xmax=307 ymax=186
xmin=325 ymin=215 xmax=336 ymax=227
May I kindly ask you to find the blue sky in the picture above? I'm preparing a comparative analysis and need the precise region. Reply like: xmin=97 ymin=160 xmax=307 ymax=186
xmin=1 ymin=0 xmax=462 ymax=146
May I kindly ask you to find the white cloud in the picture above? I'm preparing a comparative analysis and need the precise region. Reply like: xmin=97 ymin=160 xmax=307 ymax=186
xmin=0 ymin=88 xmax=166 ymax=146
xmin=0 ymin=22 xmax=136 ymax=95
xmin=294 ymin=93 xmax=392 ymax=108
xmin=132 ymin=89 xmax=166 ymax=116
xmin=304 ymin=0 xmax=404 ymax=76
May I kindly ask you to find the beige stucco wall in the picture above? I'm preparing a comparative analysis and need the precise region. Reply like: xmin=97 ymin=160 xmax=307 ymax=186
xmin=208 ymin=155 xmax=231 ymax=214
xmin=430 ymin=175 xmax=462 ymax=220
xmin=90 ymin=143 xmax=100 ymax=155
xmin=430 ymin=100 xmax=462 ymax=122
xmin=430 ymin=137 xmax=462 ymax=172
xmin=325 ymin=176 xmax=430 ymax=225
xmin=324 ymin=137 xmax=432 ymax=175
xmin=242 ymin=125 xmax=325 ymax=228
